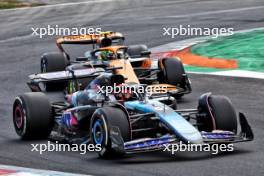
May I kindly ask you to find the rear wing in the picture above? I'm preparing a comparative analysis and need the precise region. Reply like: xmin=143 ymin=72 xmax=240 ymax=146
xmin=56 ymin=31 xmax=124 ymax=55
xmin=27 ymin=68 xmax=104 ymax=92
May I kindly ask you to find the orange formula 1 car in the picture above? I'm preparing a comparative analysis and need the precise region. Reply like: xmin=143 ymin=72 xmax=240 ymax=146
xmin=52 ymin=31 xmax=152 ymax=70
xmin=40 ymin=32 xmax=191 ymax=98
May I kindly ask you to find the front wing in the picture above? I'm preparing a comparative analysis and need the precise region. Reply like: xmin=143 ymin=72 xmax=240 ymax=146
xmin=109 ymin=112 xmax=254 ymax=154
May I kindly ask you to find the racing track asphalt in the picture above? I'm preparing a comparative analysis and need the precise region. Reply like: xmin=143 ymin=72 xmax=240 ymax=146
xmin=0 ymin=0 xmax=264 ymax=175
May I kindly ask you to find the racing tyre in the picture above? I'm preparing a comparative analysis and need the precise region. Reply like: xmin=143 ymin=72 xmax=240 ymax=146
xmin=41 ymin=52 xmax=68 ymax=91
xmin=197 ymin=94 xmax=237 ymax=133
xmin=13 ymin=92 xmax=53 ymax=139
xmin=158 ymin=58 xmax=190 ymax=99
xmin=127 ymin=44 xmax=148 ymax=58
xmin=90 ymin=107 xmax=130 ymax=158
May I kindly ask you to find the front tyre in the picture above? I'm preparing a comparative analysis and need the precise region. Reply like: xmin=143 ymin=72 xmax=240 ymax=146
xmin=197 ymin=93 xmax=237 ymax=133
xmin=158 ymin=58 xmax=191 ymax=99
xmin=90 ymin=107 xmax=130 ymax=158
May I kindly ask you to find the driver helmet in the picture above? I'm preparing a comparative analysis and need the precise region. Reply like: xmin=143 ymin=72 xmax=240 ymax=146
xmin=100 ymin=50 xmax=115 ymax=61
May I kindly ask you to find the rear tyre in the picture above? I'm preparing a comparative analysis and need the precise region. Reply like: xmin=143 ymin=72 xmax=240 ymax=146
xmin=90 ymin=107 xmax=130 ymax=158
xmin=40 ymin=52 xmax=68 ymax=91
xmin=13 ymin=92 xmax=53 ymax=139
xmin=127 ymin=44 xmax=148 ymax=58
xmin=197 ymin=94 xmax=237 ymax=133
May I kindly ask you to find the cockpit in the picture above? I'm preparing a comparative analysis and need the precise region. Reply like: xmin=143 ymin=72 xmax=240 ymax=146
xmin=91 ymin=47 xmax=129 ymax=61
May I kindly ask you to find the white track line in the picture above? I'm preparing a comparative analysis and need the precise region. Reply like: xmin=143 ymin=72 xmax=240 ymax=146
xmin=0 ymin=164 xmax=92 ymax=176
xmin=190 ymin=70 xmax=264 ymax=79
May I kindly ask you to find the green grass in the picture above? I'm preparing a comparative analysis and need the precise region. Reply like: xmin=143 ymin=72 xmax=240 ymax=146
xmin=190 ymin=29 xmax=264 ymax=72
xmin=0 ymin=0 xmax=44 ymax=9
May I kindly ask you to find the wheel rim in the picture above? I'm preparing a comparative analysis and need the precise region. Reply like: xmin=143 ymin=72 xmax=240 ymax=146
xmin=14 ymin=105 xmax=24 ymax=129
xmin=93 ymin=119 xmax=104 ymax=144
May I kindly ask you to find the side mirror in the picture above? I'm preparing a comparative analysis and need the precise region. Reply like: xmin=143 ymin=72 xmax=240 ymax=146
xmin=140 ymin=51 xmax=151 ymax=57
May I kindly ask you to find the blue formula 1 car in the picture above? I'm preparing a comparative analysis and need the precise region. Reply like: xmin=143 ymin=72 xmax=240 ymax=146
xmin=13 ymin=68 xmax=253 ymax=158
